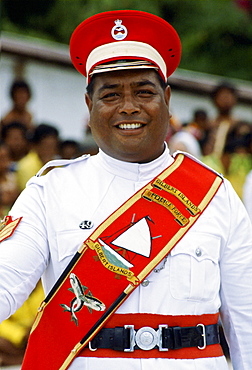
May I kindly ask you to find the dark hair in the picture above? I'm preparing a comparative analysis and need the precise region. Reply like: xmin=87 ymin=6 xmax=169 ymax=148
xmin=194 ymin=109 xmax=207 ymax=119
xmin=156 ymin=72 xmax=169 ymax=90
xmin=224 ymin=120 xmax=252 ymax=153
xmin=86 ymin=75 xmax=96 ymax=97
xmin=60 ymin=139 xmax=80 ymax=150
xmin=31 ymin=124 xmax=59 ymax=143
xmin=1 ymin=121 xmax=28 ymax=140
xmin=10 ymin=80 xmax=32 ymax=99
xmin=211 ymin=81 xmax=238 ymax=100
xmin=0 ymin=140 xmax=8 ymax=148
xmin=86 ymin=69 xmax=168 ymax=97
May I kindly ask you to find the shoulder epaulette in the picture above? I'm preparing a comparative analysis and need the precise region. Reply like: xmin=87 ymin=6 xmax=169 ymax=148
xmin=36 ymin=154 xmax=90 ymax=177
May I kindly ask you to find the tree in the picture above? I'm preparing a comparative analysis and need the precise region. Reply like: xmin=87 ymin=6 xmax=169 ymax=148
xmin=160 ymin=0 xmax=252 ymax=80
xmin=2 ymin=0 xmax=252 ymax=81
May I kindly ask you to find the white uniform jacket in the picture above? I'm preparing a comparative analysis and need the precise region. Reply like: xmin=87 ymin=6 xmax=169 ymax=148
xmin=243 ymin=170 xmax=252 ymax=222
xmin=0 ymin=148 xmax=252 ymax=370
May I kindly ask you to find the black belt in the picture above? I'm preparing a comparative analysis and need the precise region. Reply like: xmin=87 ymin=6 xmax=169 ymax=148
xmin=88 ymin=323 xmax=220 ymax=352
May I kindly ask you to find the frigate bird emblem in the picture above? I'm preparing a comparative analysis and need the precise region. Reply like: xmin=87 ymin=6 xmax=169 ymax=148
xmin=60 ymin=273 xmax=106 ymax=326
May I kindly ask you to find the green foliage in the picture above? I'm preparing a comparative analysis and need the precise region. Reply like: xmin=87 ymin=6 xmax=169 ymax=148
xmin=162 ymin=0 xmax=252 ymax=80
xmin=2 ymin=0 xmax=252 ymax=81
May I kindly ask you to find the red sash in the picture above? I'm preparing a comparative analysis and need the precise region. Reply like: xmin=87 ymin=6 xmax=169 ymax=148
xmin=21 ymin=153 xmax=222 ymax=370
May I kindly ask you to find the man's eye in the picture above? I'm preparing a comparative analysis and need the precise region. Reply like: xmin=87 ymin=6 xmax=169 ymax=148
xmin=101 ymin=92 xmax=119 ymax=100
xmin=137 ymin=90 xmax=154 ymax=96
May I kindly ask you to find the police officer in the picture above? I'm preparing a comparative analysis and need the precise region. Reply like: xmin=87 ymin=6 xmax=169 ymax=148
xmin=0 ymin=10 xmax=251 ymax=370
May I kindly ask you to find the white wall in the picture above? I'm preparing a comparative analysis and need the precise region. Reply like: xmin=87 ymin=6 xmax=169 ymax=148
xmin=1 ymin=55 xmax=89 ymax=141
xmin=1 ymin=54 xmax=251 ymax=143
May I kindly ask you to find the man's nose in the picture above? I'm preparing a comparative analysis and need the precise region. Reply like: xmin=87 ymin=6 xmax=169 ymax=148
xmin=118 ymin=95 xmax=140 ymax=115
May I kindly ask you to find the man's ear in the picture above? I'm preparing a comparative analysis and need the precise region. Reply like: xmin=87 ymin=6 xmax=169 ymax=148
xmin=85 ymin=93 xmax=93 ymax=113
xmin=164 ymin=85 xmax=171 ymax=106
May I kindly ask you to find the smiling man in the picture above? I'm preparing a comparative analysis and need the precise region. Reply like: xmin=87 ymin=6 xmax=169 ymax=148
xmin=0 ymin=10 xmax=251 ymax=370
xmin=85 ymin=69 xmax=171 ymax=163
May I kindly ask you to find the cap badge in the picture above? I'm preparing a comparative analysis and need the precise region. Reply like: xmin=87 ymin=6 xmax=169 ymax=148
xmin=111 ymin=19 xmax=128 ymax=41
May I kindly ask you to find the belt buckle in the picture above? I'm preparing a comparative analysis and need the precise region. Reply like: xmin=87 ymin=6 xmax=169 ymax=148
xmin=197 ymin=323 xmax=206 ymax=350
xmin=124 ymin=324 xmax=168 ymax=352
xmin=124 ymin=325 xmax=136 ymax=352
xmin=135 ymin=326 xmax=158 ymax=351
xmin=158 ymin=324 xmax=168 ymax=352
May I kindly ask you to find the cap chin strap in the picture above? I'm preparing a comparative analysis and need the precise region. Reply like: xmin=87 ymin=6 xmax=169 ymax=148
xmin=86 ymin=41 xmax=167 ymax=81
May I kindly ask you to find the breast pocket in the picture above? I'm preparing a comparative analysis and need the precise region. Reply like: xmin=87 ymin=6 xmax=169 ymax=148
xmin=56 ymin=229 xmax=92 ymax=262
xmin=169 ymin=233 xmax=221 ymax=302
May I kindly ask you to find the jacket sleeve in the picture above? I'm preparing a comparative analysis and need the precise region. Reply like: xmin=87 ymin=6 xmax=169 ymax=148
xmin=0 ymin=179 xmax=49 ymax=323
xmin=219 ymin=180 xmax=252 ymax=370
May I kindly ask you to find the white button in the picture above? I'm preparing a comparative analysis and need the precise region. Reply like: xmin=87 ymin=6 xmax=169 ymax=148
xmin=195 ymin=248 xmax=202 ymax=257
xmin=141 ymin=279 xmax=150 ymax=287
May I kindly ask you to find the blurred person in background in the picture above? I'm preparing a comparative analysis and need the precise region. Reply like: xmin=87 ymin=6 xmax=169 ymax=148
xmin=168 ymin=122 xmax=202 ymax=159
xmin=224 ymin=121 xmax=252 ymax=197
xmin=202 ymin=81 xmax=252 ymax=198
xmin=0 ymin=280 xmax=44 ymax=367
xmin=0 ymin=141 xmax=19 ymax=219
xmin=187 ymin=109 xmax=211 ymax=155
xmin=204 ymin=120 xmax=252 ymax=198
xmin=0 ymin=137 xmax=44 ymax=366
xmin=1 ymin=80 xmax=35 ymax=133
xmin=1 ymin=121 xmax=30 ymax=171
xmin=60 ymin=139 xmax=82 ymax=160
xmin=16 ymin=123 xmax=60 ymax=192
xmin=203 ymin=81 xmax=238 ymax=158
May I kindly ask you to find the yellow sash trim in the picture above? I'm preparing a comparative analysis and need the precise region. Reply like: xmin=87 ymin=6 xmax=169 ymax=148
xmin=152 ymin=178 xmax=200 ymax=215
xmin=142 ymin=189 xmax=189 ymax=226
